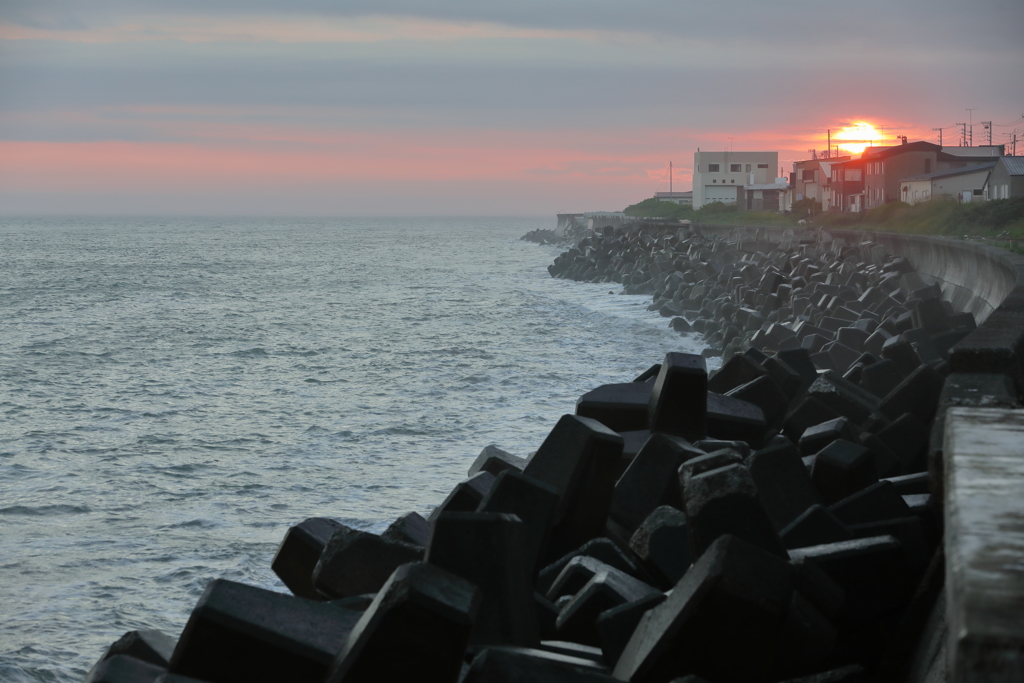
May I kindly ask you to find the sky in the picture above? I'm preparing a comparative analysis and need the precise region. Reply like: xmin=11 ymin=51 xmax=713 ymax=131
xmin=1 ymin=1 xmax=1022 ymax=216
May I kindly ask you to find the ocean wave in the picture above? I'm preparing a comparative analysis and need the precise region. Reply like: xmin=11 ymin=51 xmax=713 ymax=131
xmin=0 ymin=504 xmax=91 ymax=516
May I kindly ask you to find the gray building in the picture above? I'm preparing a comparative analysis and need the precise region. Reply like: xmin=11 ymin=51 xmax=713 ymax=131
xmin=983 ymin=156 xmax=1024 ymax=200
xmin=899 ymin=163 xmax=995 ymax=205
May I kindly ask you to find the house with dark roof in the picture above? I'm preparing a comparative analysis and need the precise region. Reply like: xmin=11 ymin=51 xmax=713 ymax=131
xmin=828 ymin=140 xmax=1006 ymax=212
xmin=983 ymin=156 xmax=1024 ymax=200
xmin=899 ymin=163 xmax=995 ymax=205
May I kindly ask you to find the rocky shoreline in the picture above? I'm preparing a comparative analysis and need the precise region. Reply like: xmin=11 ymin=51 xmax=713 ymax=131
xmin=82 ymin=224 xmax=1018 ymax=683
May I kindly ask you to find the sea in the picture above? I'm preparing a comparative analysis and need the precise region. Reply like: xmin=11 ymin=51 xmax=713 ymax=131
xmin=0 ymin=216 xmax=709 ymax=682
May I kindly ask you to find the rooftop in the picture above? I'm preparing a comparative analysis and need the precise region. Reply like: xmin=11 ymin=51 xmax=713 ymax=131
xmin=902 ymin=162 xmax=996 ymax=182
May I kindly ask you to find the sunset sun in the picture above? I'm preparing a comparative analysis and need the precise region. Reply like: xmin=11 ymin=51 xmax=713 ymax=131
xmin=834 ymin=121 xmax=884 ymax=154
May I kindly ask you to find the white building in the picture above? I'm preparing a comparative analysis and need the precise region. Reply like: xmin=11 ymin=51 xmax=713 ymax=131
xmin=692 ymin=151 xmax=778 ymax=209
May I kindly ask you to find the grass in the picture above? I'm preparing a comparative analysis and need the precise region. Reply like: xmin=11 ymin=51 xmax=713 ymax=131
xmin=622 ymin=196 xmax=1024 ymax=240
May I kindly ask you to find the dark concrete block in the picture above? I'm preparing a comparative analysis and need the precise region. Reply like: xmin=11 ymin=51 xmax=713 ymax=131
xmin=85 ymin=655 xmax=166 ymax=683
xmin=882 ymin=471 xmax=929 ymax=495
xmin=610 ymin=433 xmax=703 ymax=532
xmin=780 ymin=504 xmax=853 ymax=549
xmin=536 ymin=538 xmax=644 ymax=598
xmin=613 ymin=535 xmax=793 ymax=683
xmin=617 ymin=429 xmax=651 ymax=460
xmin=169 ymin=579 xmax=363 ymax=683
xmin=848 ymin=516 xmax=930 ymax=575
xmin=596 ymin=593 xmax=667 ymax=668
xmin=556 ymin=565 xmax=661 ymax=646
xmin=706 ymin=354 xmax=768 ymax=394
xmin=863 ymin=328 xmax=893 ymax=357
xmin=881 ymin=337 xmax=922 ymax=378
xmin=777 ymin=664 xmax=867 ymax=682
xmin=788 ymin=535 xmax=907 ymax=631
xmin=798 ymin=417 xmax=858 ymax=456
xmin=810 ymin=351 xmax=836 ymax=372
xmin=859 ymin=359 xmax=904 ymax=399
xmin=824 ymin=341 xmax=862 ymax=374
xmin=878 ymin=364 xmax=944 ymax=424
xmin=478 ymin=470 xmax=560 ymax=576
xmin=537 ymin=640 xmax=607 ymax=666
xmin=770 ymin=592 xmax=837 ymax=680
xmin=783 ymin=397 xmax=842 ymax=442
xmin=803 ymin=334 xmax=830 ymax=354
xmin=791 ymin=557 xmax=846 ymax=623
xmin=576 ymin=381 xmax=652 ymax=432
xmin=463 ymin=646 xmax=617 ymax=682
xmin=427 ymin=471 xmax=497 ymax=523
xmin=271 ymin=517 xmax=345 ymax=600
xmin=468 ymin=444 xmax=528 ymax=478
xmin=647 ymin=352 xmax=708 ymax=440
xmin=524 ymin=415 xmax=624 ymax=558
xmin=677 ymin=448 xmax=744 ymax=484
xmin=535 ymin=593 xmax=559 ymax=641
xmin=828 ymin=481 xmax=912 ymax=526
xmin=747 ymin=442 xmax=821 ymax=532
xmin=694 ymin=438 xmax=750 ymax=457
xmin=426 ymin=512 xmax=537 ymax=647
xmin=546 ymin=555 xmax=626 ymax=602
xmin=777 ymin=348 xmax=818 ymax=392
xmin=683 ymin=463 xmax=787 ymax=559
xmin=633 ymin=364 xmax=662 ymax=382
xmin=313 ymin=526 xmax=423 ymax=599
xmin=326 ymin=562 xmax=480 ymax=683
xmin=725 ymin=374 xmax=790 ymax=430
xmin=806 ymin=372 xmax=881 ymax=427
xmin=763 ymin=356 xmax=805 ymax=400
xmin=871 ymin=412 xmax=929 ymax=475
xmin=381 ymin=511 xmax=431 ymax=548
xmin=912 ymin=298 xmax=952 ymax=334
xmin=810 ymin=440 xmax=877 ymax=504
xmin=89 ymin=630 xmax=177 ymax=672
xmin=706 ymin=391 xmax=768 ymax=447
xmin=629 ymin=506 xmax=692 ymax=586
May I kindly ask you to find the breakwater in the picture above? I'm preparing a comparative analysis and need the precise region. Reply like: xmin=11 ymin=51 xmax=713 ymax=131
xmin=79 ymin=222 xmax=1024 ymax=683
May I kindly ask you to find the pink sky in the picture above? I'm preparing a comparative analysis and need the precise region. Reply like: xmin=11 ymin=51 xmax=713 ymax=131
xmin=2 ymin=3 xmax=1021 ymax=215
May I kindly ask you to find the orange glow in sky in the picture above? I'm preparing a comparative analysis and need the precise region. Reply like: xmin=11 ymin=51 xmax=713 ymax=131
xmin=833 ymin=121 xmax=884 ymax=154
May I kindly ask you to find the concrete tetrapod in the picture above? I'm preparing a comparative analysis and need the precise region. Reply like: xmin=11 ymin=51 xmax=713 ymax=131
xmin=325 ymin=562 xmax=480 ymax=683
xmin=613 ymin=535 xmax=795 ymax=683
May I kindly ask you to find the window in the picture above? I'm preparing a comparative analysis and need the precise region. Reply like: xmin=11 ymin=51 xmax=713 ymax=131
xmin=712 ymin=179 xmax=716 ymax=183
xmin=730 ymin=164 xmax=742 ymax=172
xmin=845 ymin=169 xmax=862 ymax=181
xmin=801 ymin=170 xmax=815 ymax=181
xmin=757 ymin=164 xmax=769 ymax=169
xmin=745 ymin=164 xmax=751 ymax=172
xmin=731 ymin=179 xmax=735 ymax=183
xmin=708 ymin=164 xmax=720 ymax=172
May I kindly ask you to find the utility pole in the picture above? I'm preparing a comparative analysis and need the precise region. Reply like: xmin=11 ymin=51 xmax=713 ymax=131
xmin=982 ymin=121 xmax=992 ymax=146
xmin=669 ymin=161 xmax=673 ymax=193
xmin=827 ymin=129 xmax=831 ymax=159
xmin=933 ymin=127 xmax=943 ymax=146
xmin=956 ymin=122 xmax=967 ymax=147
xmin=967 ymin=108 xmax=977 ymax=146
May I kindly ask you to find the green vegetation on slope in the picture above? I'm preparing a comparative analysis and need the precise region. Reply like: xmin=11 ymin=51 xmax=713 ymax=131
xmin=817 ymin=196 xmax=1024 ymax=238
